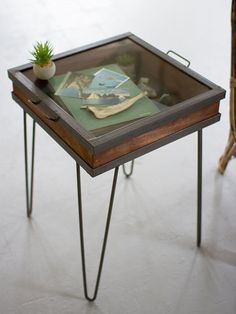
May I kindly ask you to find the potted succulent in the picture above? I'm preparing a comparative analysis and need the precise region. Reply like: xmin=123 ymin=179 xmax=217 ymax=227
xmin=30 ymin=41 xmax=56 ymax=80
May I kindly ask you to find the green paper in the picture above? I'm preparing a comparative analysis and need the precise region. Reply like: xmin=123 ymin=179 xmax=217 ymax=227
xmin=49 ymin=64 xmax=160 ymax=131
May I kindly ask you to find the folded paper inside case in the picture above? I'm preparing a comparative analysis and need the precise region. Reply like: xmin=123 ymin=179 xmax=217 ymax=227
xmin=81 ymin=92 xmax=147 ymax=119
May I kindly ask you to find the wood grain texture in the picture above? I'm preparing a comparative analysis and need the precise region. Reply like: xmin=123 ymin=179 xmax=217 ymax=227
xmin=13 ymin=84 xmax=94 ymax=164
xmin=9 ymin=34 xmax=225 ymax=158
xmin=13 ymin=84 xmax=219 ymax=169
xmin=93 ymin=102 xmax=219 ymax=167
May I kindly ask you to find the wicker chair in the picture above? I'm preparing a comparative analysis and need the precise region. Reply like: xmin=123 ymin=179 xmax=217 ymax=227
xmin=218 ymin=0 xmax=236 ymax=173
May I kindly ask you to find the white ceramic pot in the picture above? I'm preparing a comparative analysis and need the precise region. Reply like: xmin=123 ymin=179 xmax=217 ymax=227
xmin=33 ymin=61 xmax=56 ymax=80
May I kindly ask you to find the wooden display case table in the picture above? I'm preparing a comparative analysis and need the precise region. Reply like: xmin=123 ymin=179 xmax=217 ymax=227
xmin=8 ymin=33 xmax=225 ymax=301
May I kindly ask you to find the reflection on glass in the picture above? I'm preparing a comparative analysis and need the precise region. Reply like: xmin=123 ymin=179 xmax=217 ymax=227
xmin=24 ymin=38 xmax=210 ymax=138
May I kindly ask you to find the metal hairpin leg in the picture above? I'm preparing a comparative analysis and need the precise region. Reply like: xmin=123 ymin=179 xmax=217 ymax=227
xmin=122 ymin=160 xmax=135 ymax=178
xmin=23 ymin=111 xmax=36 ymax=218
xmin=76 ymin=164 xmax=119 ymax=301
xmin=197 ymin=129 xmax=202 ymax=247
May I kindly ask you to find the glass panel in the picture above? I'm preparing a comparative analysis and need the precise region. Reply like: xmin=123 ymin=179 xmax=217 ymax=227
xmin=23 ymin=38 xmax=210 ymax=138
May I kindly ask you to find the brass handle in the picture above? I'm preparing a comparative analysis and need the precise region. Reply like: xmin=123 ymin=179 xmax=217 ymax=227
xmin=28 ymin=99 xmax=60 ymax=121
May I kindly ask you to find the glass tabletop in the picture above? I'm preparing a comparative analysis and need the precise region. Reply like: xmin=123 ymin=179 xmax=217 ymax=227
xmin=21 ymin=35 xmax=213 ymax=140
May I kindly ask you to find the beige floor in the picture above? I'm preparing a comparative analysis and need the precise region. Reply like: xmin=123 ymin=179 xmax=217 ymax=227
xmin=1 ymin=0 xmax=236 ymax=313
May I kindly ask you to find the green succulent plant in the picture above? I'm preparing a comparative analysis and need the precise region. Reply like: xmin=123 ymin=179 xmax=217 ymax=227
xmin=30 ymin=41 xmax=54 ymax=66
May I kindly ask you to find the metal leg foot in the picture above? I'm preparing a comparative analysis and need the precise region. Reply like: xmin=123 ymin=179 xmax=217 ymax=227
xmin=197 ymin=129 xmax=202 ymax=247
xmin=76 ymin=164 xmax=119 ymax=301
xmin=23 ymin=111 xmax=36 ymax=218
xmin=122 ymin=160 xmax=134 ymax=178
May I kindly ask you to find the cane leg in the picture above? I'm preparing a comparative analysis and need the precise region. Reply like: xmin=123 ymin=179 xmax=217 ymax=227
xmin=218 ymin=131 xmax=235 ymax=174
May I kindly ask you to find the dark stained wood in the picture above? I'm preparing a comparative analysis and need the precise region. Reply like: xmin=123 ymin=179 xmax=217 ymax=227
xmin=92 ymin=114 xmax=221 ymax=177
xmin=93 ymin=103 xmax=219 ymax=167
xmin=13 ymin=84 xmax=94 ymax=163
xmin=8 ymin=33 xmax=225 ymax=157
xmin=13 ymin=83 xmax=219 ymax=169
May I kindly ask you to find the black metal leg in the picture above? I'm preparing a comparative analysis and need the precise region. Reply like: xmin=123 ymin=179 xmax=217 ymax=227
xmin=122 ymin=160 xmax=135 ymax=178
xmin=197 ymin=129 xmax=202 ymax=247
xmin=23 ymin=111 xmax=36 ymax=218
xmin=76 ymin=164 xmax=119 ymax=301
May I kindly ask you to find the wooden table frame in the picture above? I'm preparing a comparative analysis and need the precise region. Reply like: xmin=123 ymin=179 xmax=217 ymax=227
xmin=9 ymin=33 xmax=225 ymax=177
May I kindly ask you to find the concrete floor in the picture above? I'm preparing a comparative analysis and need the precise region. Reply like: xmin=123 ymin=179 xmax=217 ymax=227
xmin=1 ymin=0 xmax=236 ymax=313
